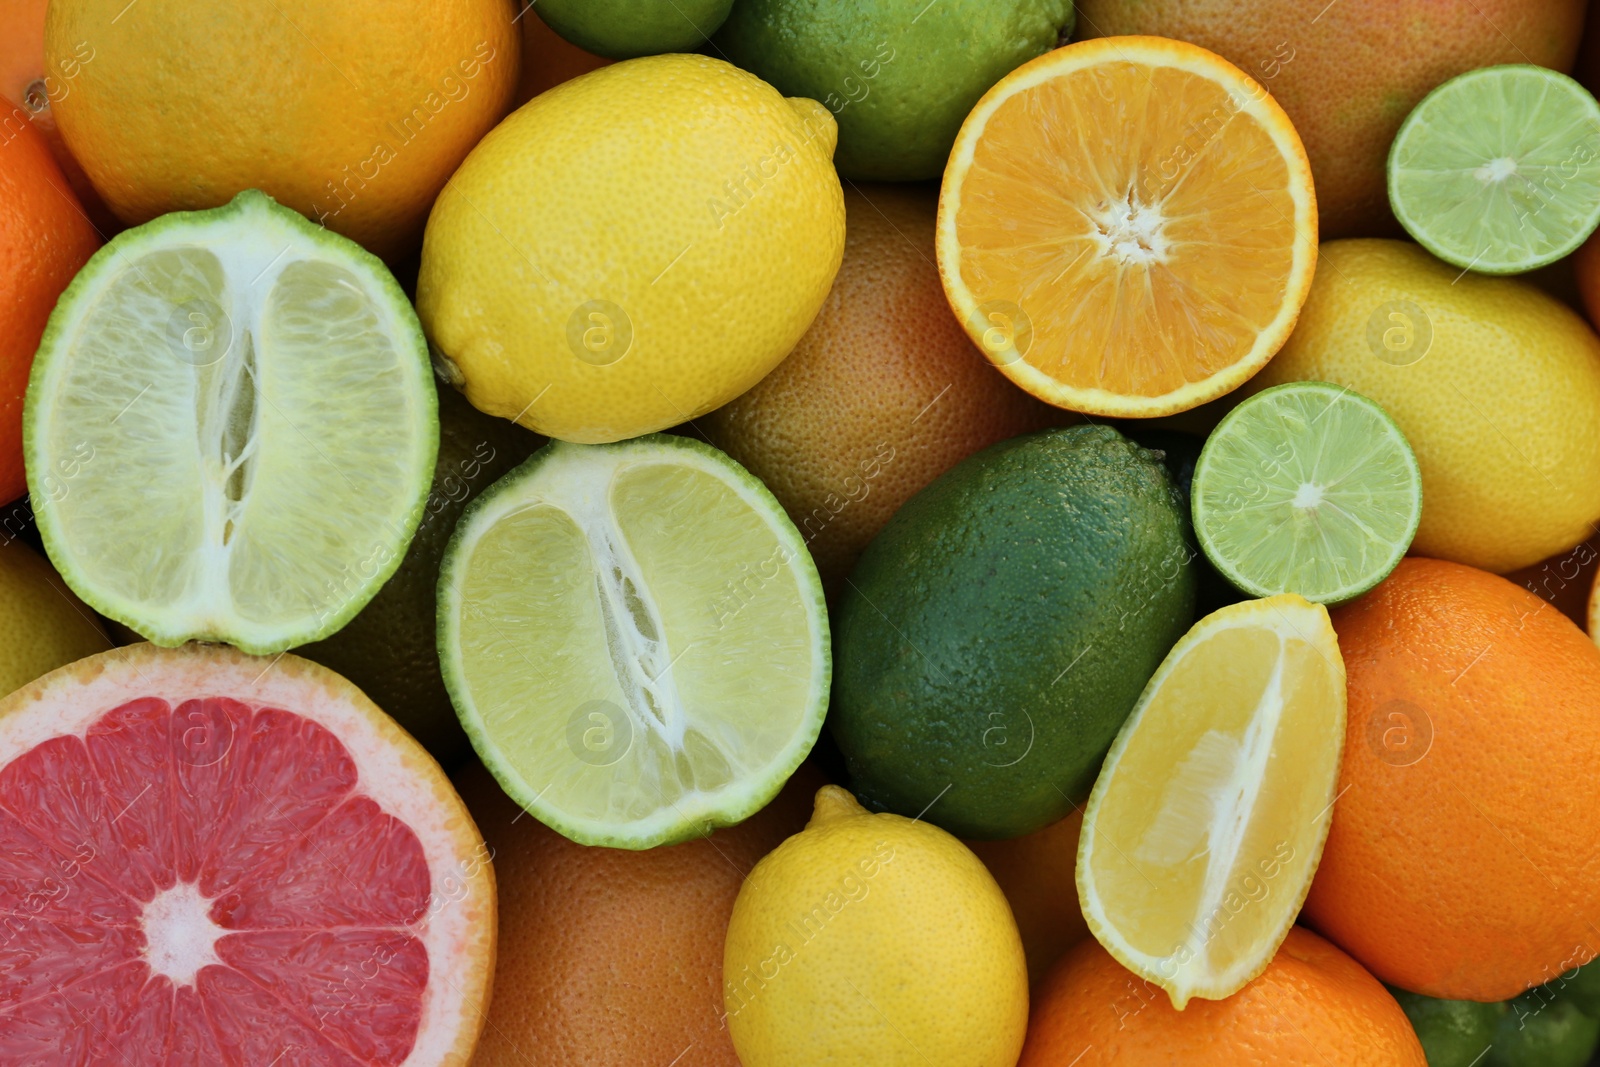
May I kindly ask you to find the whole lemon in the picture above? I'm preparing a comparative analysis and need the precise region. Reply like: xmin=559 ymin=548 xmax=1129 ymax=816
xmin=723 ymin=785 xmax=1028 ymax=1067
xmin=418 ymin=54 xmax=845 ymax=444
xmin=1251 ymin=239 xmax=1600 ymax=573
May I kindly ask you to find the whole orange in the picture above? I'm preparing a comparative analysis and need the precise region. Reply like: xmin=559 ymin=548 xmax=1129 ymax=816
xmin=44 ymin=0 xmax=520 ymax=260
xmin=0 ymin=115 xmax=98 ymax=506
xmin=1020 ymin=926 xmax=1424 ymax=1066
xmin=516 ymin=8 xmax=610 ymax=106
xmin=458 ymin=761 xmax=823 ymax=1066
xmin=1075 ymin=0 xmax=1584 ymax=237
xmin=1304 ymin=557 xmax=1600 ymax=1001
xmin=701 ymin=184 xmax=1061 ymax=588
xmin=965 ymin=808 xmax=1089 ymax=987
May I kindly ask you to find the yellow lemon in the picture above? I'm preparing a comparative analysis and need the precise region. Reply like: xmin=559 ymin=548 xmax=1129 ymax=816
xmin=724 ymin=785 xmax=1028 ymax=1067
xmin=1251 ymin=239 xmax=1600 ymax=573
xmin=418 ymin=53 xmax=845 ymax=444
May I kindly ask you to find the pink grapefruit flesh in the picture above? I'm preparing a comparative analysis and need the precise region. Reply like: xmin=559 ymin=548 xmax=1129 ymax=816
xmin=0 ymin=643 xmax=495 ymax=1065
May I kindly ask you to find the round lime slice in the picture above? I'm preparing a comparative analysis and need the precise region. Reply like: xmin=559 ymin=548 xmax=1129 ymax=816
xmin=1191 ymin=382 xmax=1422 ymax=604
xmin=438 ymin=434 xmax=829 ymax=849
xmin=1388 ymin=64 xmax=1600 ymax=274
xmin=25 ymin=189 xmax=436 ymax=656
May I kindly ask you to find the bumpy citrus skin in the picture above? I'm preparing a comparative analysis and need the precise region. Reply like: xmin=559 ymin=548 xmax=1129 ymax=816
xmin=1020 ymin=928 xmax=1425 ymax=1066
xmin=1077 ymin=0 xmax=1585 ymax=237
xmin=716 ymin=0 xmax=1073 ymax=181
xmin=703 ymin=184 xmax=1062 ymax=590
xmin=832 ymin=425 xmax=1196 ymax=839
xmin=0 ymin=542 xmax=107 ymax=699
xmin=462 ymin=762 xmax=821 ymax=1067
xmin=1305 ymin=558 xmax=1600 ymax=1001
xmin=535 ymin=0 xmax=734 ymax=59
xmin=419 ymin=54 xmax=845 ymax=445
xmin=1251 ymin=239 xmax=1600 ymax=574
xmin=724 ymin=786 xmax=1028 ymax=1067
xmin=45 ymin=0 xmax=519 ymax=260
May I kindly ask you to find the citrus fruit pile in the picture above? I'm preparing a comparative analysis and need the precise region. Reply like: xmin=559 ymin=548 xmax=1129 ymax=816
xmin=7 ymin=0 xmax=1600 ymax=1063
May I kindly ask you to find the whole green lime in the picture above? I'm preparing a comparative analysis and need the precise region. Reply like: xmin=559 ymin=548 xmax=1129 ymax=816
xmin=716 ymin=0 xmax=1074 ymax=180
xmin=1389 ymin=988 xmax=1500 ymax=1067
xmin=831 ymin=424 xmax=1196 ymax=839
xmin=1486 ymin=992 xmax=1599 ymax=1067
xmin=534 ymin=0 xmax=735 ymax=59
xmin=299 ymin=382 xmax=542 ymax=767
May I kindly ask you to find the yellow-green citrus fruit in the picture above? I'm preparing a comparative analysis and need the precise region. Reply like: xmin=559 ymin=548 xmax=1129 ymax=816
xmin=1251 ymin=239 xmax=1600 ymax=573
xmin=418 ymin=54 xmax=845 ymax=444
xmin=0 ymin=540 xmax=106 ymax=696
xmin=724 ymin=785 xmax=1028 ymax=1066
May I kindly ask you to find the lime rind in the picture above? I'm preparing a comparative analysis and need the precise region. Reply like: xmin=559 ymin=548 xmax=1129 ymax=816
xmin=1192 ymin=382 xmax=1422 ymax=605
xmin=24 ymin=189 xmax=437 ymax=655
xmin=437 ymin=433 xmax=830 ymax=850
xmin=1388 ymin=64 xmax=1600 ymax=274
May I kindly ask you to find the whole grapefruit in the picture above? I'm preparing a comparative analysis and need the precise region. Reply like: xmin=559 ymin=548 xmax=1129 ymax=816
xmin=1075 ymin=0 xmax=1585 ymax=237
xmin=1304 ymin=557 xmax=1600 ymax=1001
xmin=45 ymin=0 xmax=520 ymax=259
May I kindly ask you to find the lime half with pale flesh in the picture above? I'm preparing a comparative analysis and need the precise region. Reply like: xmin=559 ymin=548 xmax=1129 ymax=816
xmin=1192 ymin=382 xmax=1422 ymax=604
xmin=437 ymin=434 xmax=829 ymax=849
xmin=1388 ymin=64 xmax=1600 ymax=274
xmin=25 ymin=189 xmax=436 ymax=655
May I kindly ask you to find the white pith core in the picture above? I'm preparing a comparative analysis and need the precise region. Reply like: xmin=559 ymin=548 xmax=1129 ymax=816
xmin=199 ymin=325 xmax=260 ymax=555
xmin=141 ymin=882 xmax=223 ymax=987
xmin=1291 ymin=482 xmax=1323 ymax=509
xmin=591 ymin=522 xmax=687 ymax=750
xmin=1088 ymin=190 xmax=1171 ymax=266
xmin=1475 ymin=156 xmax=1519 ymax=183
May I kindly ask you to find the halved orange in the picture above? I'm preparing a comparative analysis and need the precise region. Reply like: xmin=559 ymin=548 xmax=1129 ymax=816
xmin=936 ymin=36 xmax=1317 ymax=417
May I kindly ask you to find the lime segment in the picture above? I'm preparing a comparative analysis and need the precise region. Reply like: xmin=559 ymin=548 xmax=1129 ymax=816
xmin=1388 ymin=64 xmax=1600 ymax=274
xmin=1192 ymin=382 xmax=1421 ymax=604
xmin=25 ymin=189 xmax=436 ymax=655
xmin=437 ymin=434 xmax=829 ymax=849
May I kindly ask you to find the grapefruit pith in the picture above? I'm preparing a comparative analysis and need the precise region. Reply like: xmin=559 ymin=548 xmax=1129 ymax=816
xmin=0 ymin=642 xmax=494 ymax=1065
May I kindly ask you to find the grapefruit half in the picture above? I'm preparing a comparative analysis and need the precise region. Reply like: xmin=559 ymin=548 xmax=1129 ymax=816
xmin=0 ymin=642 xmax=494 ymax=1065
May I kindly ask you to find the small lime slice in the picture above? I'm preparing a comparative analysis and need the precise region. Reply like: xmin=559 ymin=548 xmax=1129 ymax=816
xmin=1191 ymin=382 xmax=1421 ymax=604
xmin=437 ymin=434 xmax=829 ymax=849
xmin=1388 ymin=64 xmax=1600 ymax=274
xmin=26 ymin=189 xmax=436 ymax=655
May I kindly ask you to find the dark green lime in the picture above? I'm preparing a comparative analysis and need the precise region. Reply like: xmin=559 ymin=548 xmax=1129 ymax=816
xmin=831 ymin=424 xmax=1196 ymax=839
xmin=1390 ymin=988 xmax=1499 ymax=1067
xmin=534 ymin=0 xmax=734 ymax=59
xmin=1485 ymin=990 xmax=1599 ymax=1067
xmin=1121 ymin=427 xmax=1244 ymax=618
xmin=299 ymin=382 xmax=541 ymax=766
xmin=716 ymin=0 xmax=1074 ymax=181
xmin=1547 ymin=958 xmax=1600 ymax=1018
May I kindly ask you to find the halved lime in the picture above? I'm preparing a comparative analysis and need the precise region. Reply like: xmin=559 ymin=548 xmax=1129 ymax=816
xmin=25 ymin=189 xmax=436 ymax=655
xmin=437 ymin=434 xmax=829 ymax=849
xmin=1388 ymin=64 xmax=1600 ymax=274
xmin=1191 ymin=382 xmax=1421 ymax=604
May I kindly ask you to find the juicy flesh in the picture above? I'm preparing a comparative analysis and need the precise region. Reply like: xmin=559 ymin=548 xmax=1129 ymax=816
xmin=1085 ymin=614 xmax=1343 ymax=1005
xmin=0 ymin=698 xmax=430 ymax=1065
xmin=457 ymin=460 xmax=815 ymax=830
xmin=42 ymin=245 xmax=423 ymax=637
xmin=1198 ymin=388 xmax=1420 ymax=599
xmin=954 ymin=62 xmax=1300 ymax=397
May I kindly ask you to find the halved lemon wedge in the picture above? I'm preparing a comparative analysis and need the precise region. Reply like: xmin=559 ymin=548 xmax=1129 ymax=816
xmin=1077 ymin=594 xmax=1345 ymax=1007
xmin=936 ymin=36 xmax=1317 ymax=417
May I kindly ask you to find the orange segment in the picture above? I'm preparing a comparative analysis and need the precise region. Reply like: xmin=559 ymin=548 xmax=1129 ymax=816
xmin=937 ymin=36 xmax=1317 ymax=417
